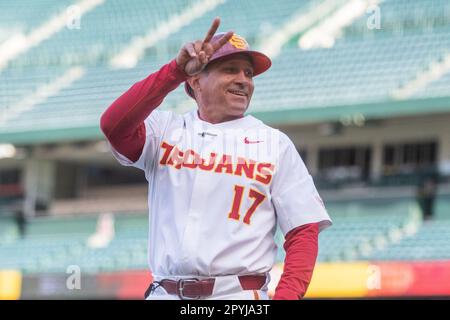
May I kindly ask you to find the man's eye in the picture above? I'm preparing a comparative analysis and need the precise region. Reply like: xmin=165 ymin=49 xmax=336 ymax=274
xmin=246 ymin=70 xmax=254 ymax=77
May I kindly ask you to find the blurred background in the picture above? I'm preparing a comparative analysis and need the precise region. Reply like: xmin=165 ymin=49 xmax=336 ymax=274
xmin=1 ymin=0 xmax=450 ymax=299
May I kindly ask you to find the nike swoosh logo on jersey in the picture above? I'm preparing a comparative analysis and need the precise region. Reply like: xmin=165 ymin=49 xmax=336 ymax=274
xmin=244 ymin=137 xmax=263 ymax=144
xmin=198 ymin=132 xmax=218 ymax=137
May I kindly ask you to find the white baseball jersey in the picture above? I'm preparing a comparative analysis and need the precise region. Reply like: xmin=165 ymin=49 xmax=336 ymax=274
xmin=111 ymin=109 xmax=332 ymax=278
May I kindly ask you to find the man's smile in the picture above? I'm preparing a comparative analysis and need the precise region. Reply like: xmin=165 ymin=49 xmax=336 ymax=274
xmin=227 ymin=89 xmax=248 ymax=97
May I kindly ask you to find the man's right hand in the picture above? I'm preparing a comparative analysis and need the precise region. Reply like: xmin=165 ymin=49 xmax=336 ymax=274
xmin=176 ymin=17 xmax=233 ymax=76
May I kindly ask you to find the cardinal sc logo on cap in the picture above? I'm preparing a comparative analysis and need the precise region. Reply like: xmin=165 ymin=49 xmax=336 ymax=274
xmin=228 ymin=34 xmax=249 ymax=50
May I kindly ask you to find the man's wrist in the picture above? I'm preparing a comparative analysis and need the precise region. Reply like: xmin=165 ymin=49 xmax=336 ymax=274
xmin=171 ymin=58 xmax=189 ymax=79
xmin=273 ymin=288 xmax=301 ymax=300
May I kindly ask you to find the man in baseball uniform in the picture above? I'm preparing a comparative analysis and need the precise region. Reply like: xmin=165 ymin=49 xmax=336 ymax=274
xmin=100 ymin=17 xmax=332 ymax=300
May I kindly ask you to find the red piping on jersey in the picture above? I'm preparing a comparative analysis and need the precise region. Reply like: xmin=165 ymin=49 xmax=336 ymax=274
xmin=100 ymin=59 xmax=188 ymax=162
xmin=273 ymin=222 xmax=319 ymax=300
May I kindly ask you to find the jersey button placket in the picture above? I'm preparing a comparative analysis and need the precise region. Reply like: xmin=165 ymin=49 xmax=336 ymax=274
xmin=179 ymin=126 xmax=217 ymax=271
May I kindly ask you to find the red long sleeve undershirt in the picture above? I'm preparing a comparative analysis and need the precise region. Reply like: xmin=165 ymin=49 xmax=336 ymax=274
xmin=99 ymin=59 xmax=319 ymax=300
xmin=100 ymin=59 xmax=188 ymax=162
xmin=273 ymin=222 xmax=319 ymax=300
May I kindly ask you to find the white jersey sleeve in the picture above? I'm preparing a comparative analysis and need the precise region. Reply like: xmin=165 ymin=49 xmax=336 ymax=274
xmin=271 ymin=132 xmax=332 ymax=236
xmin=109 ymin=110 xmax=173 ymax=175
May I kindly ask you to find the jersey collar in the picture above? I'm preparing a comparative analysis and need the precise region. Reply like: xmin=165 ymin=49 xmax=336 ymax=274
xmin=188 ymin=109 xmax=261 ymax=131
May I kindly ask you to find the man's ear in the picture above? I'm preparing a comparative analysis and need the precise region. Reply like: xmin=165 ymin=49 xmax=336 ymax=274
xmin=187 ymin=75 xmax=201 ymax=94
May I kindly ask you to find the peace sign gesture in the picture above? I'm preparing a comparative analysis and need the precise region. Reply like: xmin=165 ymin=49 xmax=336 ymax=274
xmin=176 ymin=17 xmax=234 ymax=76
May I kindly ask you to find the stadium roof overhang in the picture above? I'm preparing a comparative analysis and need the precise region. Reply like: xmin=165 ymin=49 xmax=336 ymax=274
xmin=1 ymin=96 xmax=450 ymax=145
xmin=252 ymin=96 xmax=450 ymax=126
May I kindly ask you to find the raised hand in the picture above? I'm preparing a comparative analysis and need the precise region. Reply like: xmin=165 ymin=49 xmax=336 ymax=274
xmin=176 ymin=17 xmax=233 ymax=76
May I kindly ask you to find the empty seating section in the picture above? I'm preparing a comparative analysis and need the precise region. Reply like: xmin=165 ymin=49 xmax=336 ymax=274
xmin=343 ymin=0 xmax=450 ymax=38
xmin=339 ymin=0 xmax=450 ymax=100
xmin=7 ymin=0 xmax=316 ymax=68
xmin=317 ymin=199 xmax=414 ymax=262
xmin=17 ymin=63 xmax=164 ymax=130
xmin=2 ymin=0 xmax=450 ymax=137
xmin=252 ymin=30 xmax=450 ymax=111
xmin=2 ymin=194 xmax=450 ymax=273
xmin=414 ymin=71 xmax=450 ymax=99
xmin=0 ymin=67 xmax=65 ymax=120
xmin=1 ymin=0 xmax=319 ymax=132
xmin=148 ymin=0 xmax=320 ymax=58
xmin=5 ymin=62 xmax=193 ymax=133
xmin=436 ymin=194 xmax=450 ymax=220
xmin=0 ymin=214 xmax=148 ymax=273
xmin=314 ymin=194 xmax=450 ymax=262
xmin=0 ymin=217 xmax=19 ymax=243
xmin=0 ymin=0 xmax=74 ymax=34
xmin=275 ymin=198 xmax=415 ymax=262
xmin=256 ymin=0 xmax=450 ymax=111
xmin=8 ymin=0 xmax=193 ymax=68
xmin=366 ymin=220 xmax=450 ymax=261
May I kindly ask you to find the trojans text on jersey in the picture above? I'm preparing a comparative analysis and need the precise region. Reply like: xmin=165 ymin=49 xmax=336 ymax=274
xmin=159 ymin=141 xmax=275 ymax=185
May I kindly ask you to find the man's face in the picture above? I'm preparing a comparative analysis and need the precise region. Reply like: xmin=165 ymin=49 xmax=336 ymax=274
xmin=194 ymin=54 xmax=255 ymax=121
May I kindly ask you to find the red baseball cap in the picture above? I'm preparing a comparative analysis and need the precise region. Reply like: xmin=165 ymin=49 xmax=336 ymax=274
xmin=185 ymin=32 xmax=272 ymax=99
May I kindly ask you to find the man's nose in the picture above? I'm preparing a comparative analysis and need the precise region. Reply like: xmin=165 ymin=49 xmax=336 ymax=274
xmin=234 ymin=70 xmax=251 ymax=85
